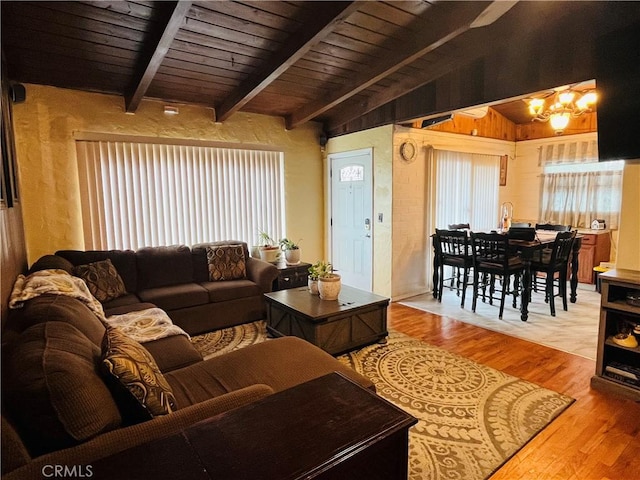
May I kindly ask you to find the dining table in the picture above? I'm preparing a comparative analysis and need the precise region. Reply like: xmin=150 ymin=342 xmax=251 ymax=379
xmin=432 ymin=230 xmax=583 ymax=321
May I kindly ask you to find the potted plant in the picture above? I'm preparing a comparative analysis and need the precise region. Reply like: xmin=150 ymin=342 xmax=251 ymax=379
xmin=312 ymin=261 xmax=341 ymax=300
xmin=257 ymin=230 xmax=280 ymax=263
xmin=279 ymin=237 xmax=301 ymax=265
xmin=307 ymin=261 xmax=324 ymax=295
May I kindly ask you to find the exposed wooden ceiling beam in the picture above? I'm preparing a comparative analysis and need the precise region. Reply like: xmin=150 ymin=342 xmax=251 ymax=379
xmin=125 ymin=1 xmax=192 ymax=113
xmin=286 ymin=1 xmax=512 ymax=130
xmin=215 ymin=1 xmax=361 ymax=123
xmin=325 ymin=2 xmax=586 ymax=134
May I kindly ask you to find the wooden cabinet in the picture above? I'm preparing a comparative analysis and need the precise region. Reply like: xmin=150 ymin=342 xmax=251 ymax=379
xmin=576 ymin=231 xmax=611 ymax=283
xmin=591 ymin=269 xmax=640 ymax=400
xmin=273 ymin=261 xmax=311 ymax=291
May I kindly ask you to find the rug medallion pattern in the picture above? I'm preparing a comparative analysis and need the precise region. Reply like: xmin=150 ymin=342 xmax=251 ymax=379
xmin=192 ymin=321 xmax=573 ymax=480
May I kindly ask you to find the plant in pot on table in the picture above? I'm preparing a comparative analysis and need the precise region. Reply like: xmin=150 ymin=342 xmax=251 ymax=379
xmin=309 ymin=261 xmax=341 ymax=300
xmin=279 ymin=238 xmax=301 ymax=265
xmin=257 ymin=230 xmax=280 ymax=263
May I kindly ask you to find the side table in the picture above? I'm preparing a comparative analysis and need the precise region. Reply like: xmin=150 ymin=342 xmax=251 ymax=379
xmin=273 ymin=261 xmax=311 ymax=290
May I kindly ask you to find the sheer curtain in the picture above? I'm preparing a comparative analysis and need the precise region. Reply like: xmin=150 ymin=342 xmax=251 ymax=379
xmin=539 ymin=164 xmax=623 ymax=229
xmin=538 ymin=138 xmax=623 ymax=229
xmin=76 ymin=140 xmax=285 ymax=250
xmin=434 ymin=150 xmax=500 ymax=231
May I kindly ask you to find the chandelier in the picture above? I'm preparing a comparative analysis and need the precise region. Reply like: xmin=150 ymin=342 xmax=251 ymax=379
xmin=528 ymin=86 xmax=597 ymax=134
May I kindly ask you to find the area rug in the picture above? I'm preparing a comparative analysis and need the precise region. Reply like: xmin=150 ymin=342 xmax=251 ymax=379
xmin=191 ymin=322 xmax=574 ymax=480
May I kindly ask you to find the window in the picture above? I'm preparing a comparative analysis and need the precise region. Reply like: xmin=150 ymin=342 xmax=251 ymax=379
xmin=434 ymin=150 xmax=500 ymax=231
xmin=339 ymin=164 xmax=364 ymax=182
xmin=539 ymin=160 xmax=624 ymax=229
xmin=76 ymin=140 xmax=285 ymax=250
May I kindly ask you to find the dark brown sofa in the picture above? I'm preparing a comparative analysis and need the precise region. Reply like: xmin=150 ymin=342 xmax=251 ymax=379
xmin=2 ymin=292 xmax=373 ymax=479
xmin=55 ymin=241 xmax=279 ymax=335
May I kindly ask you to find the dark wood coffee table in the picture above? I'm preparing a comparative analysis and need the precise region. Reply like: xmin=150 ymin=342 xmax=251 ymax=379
xmin=264 ymin=285 xmax=390 ymax=355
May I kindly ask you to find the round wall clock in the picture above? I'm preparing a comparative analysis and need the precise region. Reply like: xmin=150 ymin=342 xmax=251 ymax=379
xmin=399 ymin=139 xmax=417 ymax=163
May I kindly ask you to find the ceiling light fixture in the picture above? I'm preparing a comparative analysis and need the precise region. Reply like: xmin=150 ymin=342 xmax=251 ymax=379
xmin=528 ymin=86 xmax=597 ymax=135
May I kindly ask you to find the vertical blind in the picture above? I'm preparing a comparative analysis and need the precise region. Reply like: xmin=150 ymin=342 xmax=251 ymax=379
xmin=76 ymin=140 xmax=285 ymax=250
xmin=434 ymin=150 xmax=500 ymax=231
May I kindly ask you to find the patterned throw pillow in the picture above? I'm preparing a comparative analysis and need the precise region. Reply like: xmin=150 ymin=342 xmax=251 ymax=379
xmin=74 ymin=259 xmax=126 ymax=303
xmin=101 ymin=326 xmax=177 ymax=420
xmin=206 ymin=244 xmax=247 ymax=281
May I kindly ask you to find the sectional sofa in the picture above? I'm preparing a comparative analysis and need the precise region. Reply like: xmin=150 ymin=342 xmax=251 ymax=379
xmin=55 ymin=241 xmax=280 ymax=335
xmin=1 ymin=243 xmax=374 ymax=479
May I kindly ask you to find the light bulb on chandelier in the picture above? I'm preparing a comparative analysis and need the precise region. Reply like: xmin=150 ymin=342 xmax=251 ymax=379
xmin=527 ymin=86 xmax=597 ymax=135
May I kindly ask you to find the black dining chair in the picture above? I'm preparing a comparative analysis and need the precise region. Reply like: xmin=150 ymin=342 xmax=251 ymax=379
xmin=435 ymin=229 xmax=472 ymax=308
xmin=535 ymin=223 xmax=572 ymax=232
xmin=470 ymin=232 xmax=525 ymax=319
xmin=530 ymin=230 xmax=577 ymax=316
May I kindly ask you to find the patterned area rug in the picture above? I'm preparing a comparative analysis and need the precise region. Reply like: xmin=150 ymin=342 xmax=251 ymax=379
xmin=191 ymin=321 xmax=574 ymax=480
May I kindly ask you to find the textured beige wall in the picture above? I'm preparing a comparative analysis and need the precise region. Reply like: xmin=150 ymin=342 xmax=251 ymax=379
xmin=326 ymin=125 xmax=394 ymax=297
xmin=12 ymin=85 xmax=324 ymax=265
xmin=616 ymin=162 xmax=640 ymax=270
xmin=392 ymin=130 xmax=430 ymax=300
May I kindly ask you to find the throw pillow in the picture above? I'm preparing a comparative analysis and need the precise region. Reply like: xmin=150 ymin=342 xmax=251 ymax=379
xmin=206 ymin=244 xmax=247 ymax=281
xmin=101 ymin=326 xmax=177 ymax=421
xmin=74 ymin=259 xmax=127 ymax=303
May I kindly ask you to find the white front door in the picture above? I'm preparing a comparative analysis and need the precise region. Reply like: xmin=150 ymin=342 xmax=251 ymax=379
xmin=329 ymin=149 xmax=373 ymax=291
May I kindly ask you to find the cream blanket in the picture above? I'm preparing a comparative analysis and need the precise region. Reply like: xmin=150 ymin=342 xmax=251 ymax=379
xmin=106 ymin=308 xmax=189 ymax=342
xmin=9 ymin=269 xmax=188 ymax=342
xmin=9 ymin=269 xmax=107 ymax=321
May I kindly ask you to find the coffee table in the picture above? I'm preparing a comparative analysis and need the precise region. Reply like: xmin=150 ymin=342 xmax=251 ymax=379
xmin=264 ymin=285 xmax=390 ymax=355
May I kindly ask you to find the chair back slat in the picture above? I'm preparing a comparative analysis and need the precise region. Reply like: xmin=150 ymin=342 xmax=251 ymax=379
xmin=435 ymin=229 xmax=469 ymax=257
xmin=470 ymin=232 xmax=510 ymax=267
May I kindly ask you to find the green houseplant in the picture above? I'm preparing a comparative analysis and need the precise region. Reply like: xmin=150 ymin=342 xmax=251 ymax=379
xmin=279 ymin=238 xmax=301 ymax=265
xmin=309 ymin=261 xmax=341 ymax=300
xmin=257 ymin=230 xmax=280 ymax=263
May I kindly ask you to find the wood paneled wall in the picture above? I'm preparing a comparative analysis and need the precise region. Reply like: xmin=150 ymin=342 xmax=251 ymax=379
xmin=414 ymin=108 xmax=596 ymax=142
xmin=516 ymin=112 xmax=598 ymax=141
xmin=412 ymin=107 xmax=516 ymax=141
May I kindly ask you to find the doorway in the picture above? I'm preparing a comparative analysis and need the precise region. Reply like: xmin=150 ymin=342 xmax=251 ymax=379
xmin=329 ymin=148 xmax=373 ymax=291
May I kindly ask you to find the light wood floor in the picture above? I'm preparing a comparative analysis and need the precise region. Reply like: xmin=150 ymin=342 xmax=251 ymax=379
xmin=388 ymin=302 xmax=640 ymax=480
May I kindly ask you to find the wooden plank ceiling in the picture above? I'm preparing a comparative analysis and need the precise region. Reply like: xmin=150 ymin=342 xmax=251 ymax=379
xmin=2 ymin=1 xmax=640 ymax=136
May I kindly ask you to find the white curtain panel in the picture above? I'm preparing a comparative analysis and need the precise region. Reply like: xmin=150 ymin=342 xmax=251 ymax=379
xmin=76 ymin=140 xmax=285 ymax=250
xmin=434 ymin=150 xmax=500 ymax=232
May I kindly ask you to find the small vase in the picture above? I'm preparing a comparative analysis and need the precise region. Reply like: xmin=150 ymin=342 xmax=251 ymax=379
xmin=308 ymin=278 xmax=319 ymax=295
xmin=285 ymin=248 xmax=301 ymax=265
xmin=318 ymin=274 xmax=341 ymax=300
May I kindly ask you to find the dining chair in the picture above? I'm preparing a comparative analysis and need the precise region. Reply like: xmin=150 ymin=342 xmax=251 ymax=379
xmin=510 ymin=222 xmax=532 ymax=228
xmin=530 ymin=230 xmax=577 ymax=316
xmin=470 ymin=232 xmax=525 ymax=319
xmin=435 ymin=229 xmax=472 ymax=308
xmin=535 ymin=223 xmax=572 ymax=231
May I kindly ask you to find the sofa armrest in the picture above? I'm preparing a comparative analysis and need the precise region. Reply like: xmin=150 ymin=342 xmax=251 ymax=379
xmin=246 ymin=257 xmax=279 ymax=293
xmin=3 ymin=384 xmax=274 ymax=480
